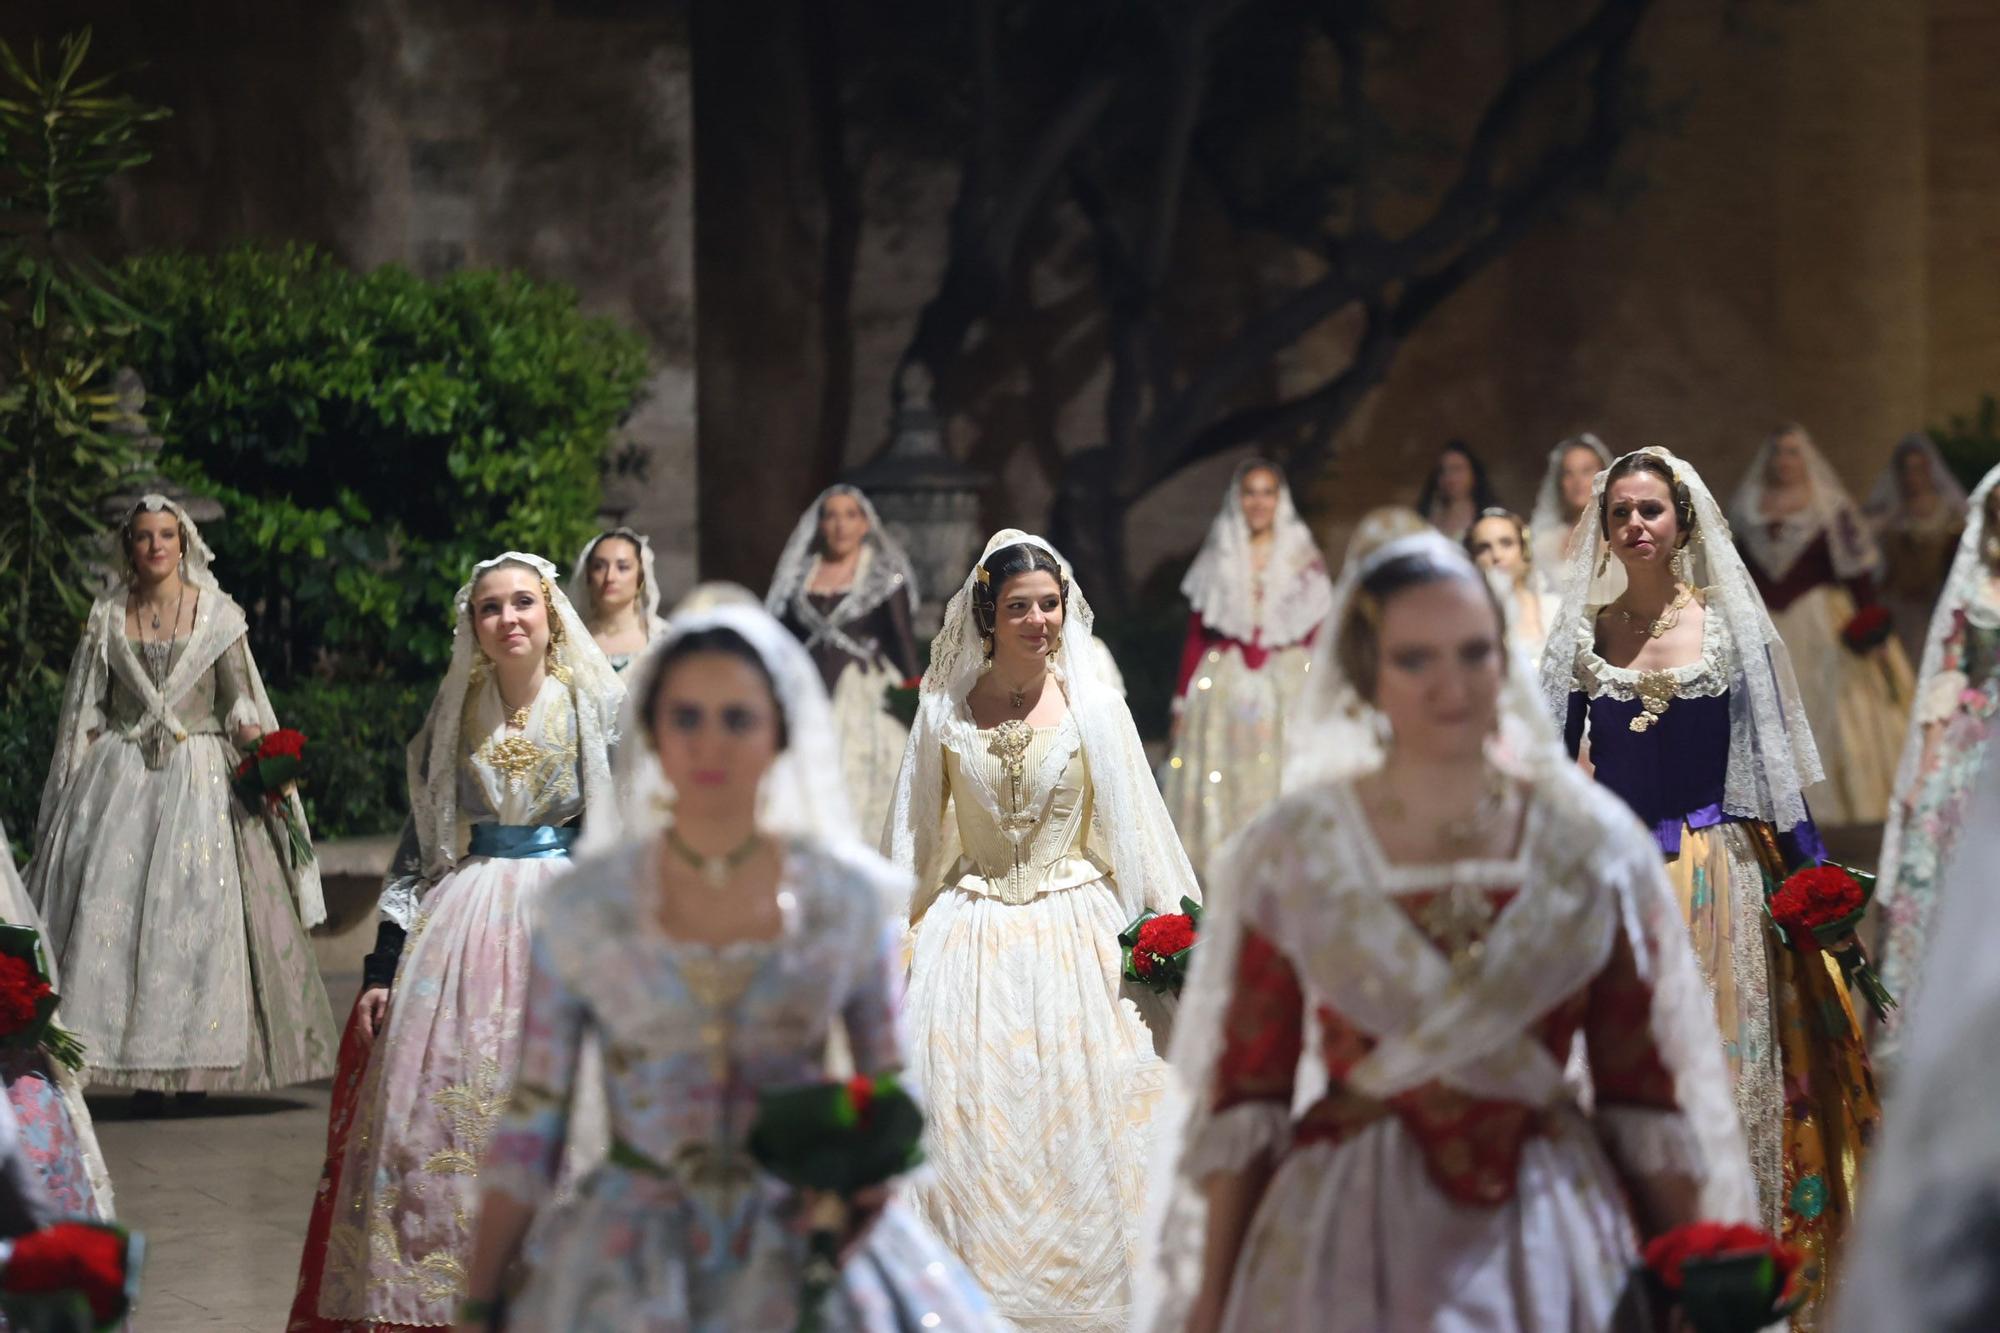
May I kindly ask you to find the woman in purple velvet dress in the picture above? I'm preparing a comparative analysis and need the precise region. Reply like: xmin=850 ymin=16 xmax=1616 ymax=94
xmin=1540 ymin=447 xmax=1879 ymax=1324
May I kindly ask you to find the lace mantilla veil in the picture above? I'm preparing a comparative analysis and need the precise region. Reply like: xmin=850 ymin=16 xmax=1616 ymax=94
xmin=32 ymin=494 xmax=328 ymax=928
xmin=881 ymin=529 xmax=1199 ymax=928
xmin=1135 ymin=527 xmax=1757 ymax=1332
xmin=1538 ymin=446 xmax=1824 ymax=832
xmin=1179 ymin=459 xmax=1333 ymax=649
xmin=578 ymin=601 xmax=872 ymax=856
xmin=1529 ymin=432 xmax=1613 ymax=574
xmin=403 ymin=552 xmax=624 ymax=885
xmin=1872 ymin=462 xmax=2000 ymax=1040
xmin=568 ymin=528 xmax=670 ymax=639
xmin=764 ymin=485 xmax=919 ymax=652
xmin=1728 ymin=427 xmax=1882 ymax=583
xmin=1865 ymin=432 xmax=1968 ymax=535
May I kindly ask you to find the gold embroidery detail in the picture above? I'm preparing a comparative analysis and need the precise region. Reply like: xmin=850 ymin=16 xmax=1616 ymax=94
xmin=424 ymin=1056 xmax=505 ymax=1176
xmin=1416 ymin=883 xmax=1500 ymax=980
xmin=1629 ymin=670 xmax=1676 ymax=733
xmin=414 ymin=1250 xmax=467 ymax=1304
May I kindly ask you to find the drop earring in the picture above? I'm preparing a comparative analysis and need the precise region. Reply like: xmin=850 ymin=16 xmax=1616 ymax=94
xmin=1595 ymin=546 xmax=1611 ymax=579
xmin=1670 ymin=544 xmax=1690 ymax=582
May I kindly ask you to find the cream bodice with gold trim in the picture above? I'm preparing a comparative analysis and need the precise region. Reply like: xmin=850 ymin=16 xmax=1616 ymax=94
xmin=944 ymin=715 xmax=1111 ymax=906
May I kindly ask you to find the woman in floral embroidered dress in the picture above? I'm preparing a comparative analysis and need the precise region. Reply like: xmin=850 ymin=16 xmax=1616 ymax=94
xmin=27 ymin=495 xmax=335 ymax=1104
xmin=884 ymin=531 xmax=1201 ymax=1331
xmin=290 ymin=552 xmax=622 ymax=1332
xmin=1161 ymin=459 xmax=1333 ymax=875
xmin=1873 ymin=465 xmax=2000 ymax=1058
xmin=455 ymin=603 xmax=1002 ymax=1332
xmin=1137 ymin=527 xmax=1754 ymax=1333
xmin=1543 ymin=448 xmax=1880 ymax=1323
xmin=1864 ymin=432 xmax=1966 ymax=663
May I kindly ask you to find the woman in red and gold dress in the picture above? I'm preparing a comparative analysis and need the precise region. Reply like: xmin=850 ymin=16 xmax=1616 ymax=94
xmin=1138 ymin=526 xmax=1754 ymax=1333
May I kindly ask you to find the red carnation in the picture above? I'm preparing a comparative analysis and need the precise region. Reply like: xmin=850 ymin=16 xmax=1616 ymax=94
xmin=0 ymin=956 xmax=51 ymax=1038
xmin=845 ymin=1074 xmax=875 ymax=1125
xmin=1643 ymin=1221 xmax=1799 ymax=1294
xmin=4 ymin=1222 xmax=129 ymax=1320
xmin=1136 ymin=913 xmax=1196 ymax=961
xmin=1770 ymin=866 xmax=1865 ymax=949
xmin=258 ymin=728 xmax=308 ymax=762
xmin=1841 ymin=605 xmax=1892 ymax=652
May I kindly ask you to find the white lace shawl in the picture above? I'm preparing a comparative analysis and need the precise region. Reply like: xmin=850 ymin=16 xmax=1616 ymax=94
xmin=568 ymin=528 xmax=670 ymax=639
xmin=1729 ymin=429 xmax=1881 ymax=583
xmin=763 ymin=485 xmax=919 ymax=648
xmin=32 ymin=494 xmax=327 ymax=928
xmin=578 ymin=602 xmax=861 ymax=855
xmin=1529 ymin=433 xmax=1613 ymax=575
xmin=1864 ymin=432 xmax=1968 ymax=540
xmin=1180 ymin=460 xmax=1333 ymax=649
xmin=404 ymin=552 xmax=623 ymax=887
xmin=1539 ymin=447 xmax=1824 ymax=831
xmin=1136 ymin=531 xmax=1755 ymax=1332
xmin=882 ymin=529 xmax=1200 ymax=927
xmin=1874 ymin=462 xmax=2000 ymax=1016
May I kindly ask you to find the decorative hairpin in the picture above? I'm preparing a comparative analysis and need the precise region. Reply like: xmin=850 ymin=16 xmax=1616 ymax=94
xmin=975 ymin=566 xmax=991 ymax=586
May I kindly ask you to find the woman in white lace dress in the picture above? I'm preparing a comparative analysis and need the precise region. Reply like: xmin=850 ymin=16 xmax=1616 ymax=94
xmin=768 ymin=486 xmax=922 ymax=844
xmin=1530 ymin=432 xmax=1614 ymax=574
xmin=1466 ymin=506 xmax=1560 ymax=669
xmin=28 ymin=494 xmax=335 ymax=1103
xmin=569 ymin=527 xmax=670 ymax=672
xmin=884 ymin=530 xmax=1201 ymax=1331
xmin=1161 ymin=459 xmax=1333 ymax=875
xmin=1137 ymin=529 xmax=1753 ymax=1333
xmin=1728 ymin=424 xmax=1914 ymax=825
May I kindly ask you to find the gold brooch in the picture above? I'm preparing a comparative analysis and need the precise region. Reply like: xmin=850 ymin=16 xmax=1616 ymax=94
xmin=1629 ymin=670 xmax=1675 ymax=733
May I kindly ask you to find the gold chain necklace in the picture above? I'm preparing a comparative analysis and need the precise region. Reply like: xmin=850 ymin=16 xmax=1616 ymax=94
xmin=1377 ymin=768 xmax=1509 ymax=859
xmin=1612 ymin=582 xmax=1693 ymax=639
xmin=667 ymin=827 xmax=764 ymax=891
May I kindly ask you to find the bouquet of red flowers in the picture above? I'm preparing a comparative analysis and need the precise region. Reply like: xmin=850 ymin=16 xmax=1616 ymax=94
xmin=1840 ymin=604 xmax=1893 ymax=653
xmin=1768 ymin=863 xmax=1896 ymax=1021
xmin=232 ymin=728 xmax=313 ymax=868
xmin=0 ymin=1220 xmax=144 ymax=1332
xmin=0 ymin=927 xmax=83 ymax=1073
xmin=1642 ymin=1221 xmax=1800 ymax=1332
xmin=747 ymin=1072 xmax=925 ymax=1333
xmin=1120 ymin=897 xmax=1203 ymax=994
xmin=883 ymin=677 xmax=924 ymax=729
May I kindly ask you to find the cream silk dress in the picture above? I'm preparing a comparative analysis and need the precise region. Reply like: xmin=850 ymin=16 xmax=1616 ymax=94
xmin=903 ymin=716 xmax=1169 ymax=1332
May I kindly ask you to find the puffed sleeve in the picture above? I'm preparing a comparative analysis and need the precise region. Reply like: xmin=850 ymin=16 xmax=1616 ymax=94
xmin=1918 ymin=609 xmax=1971 ymax=725
xmin=212 ymin=635 xmax=264 ymax=735
xmin=1182 ymin=926 xmax=1304 ymax=1178
xmin=480 ymin=930 xmax=588 ymax=1207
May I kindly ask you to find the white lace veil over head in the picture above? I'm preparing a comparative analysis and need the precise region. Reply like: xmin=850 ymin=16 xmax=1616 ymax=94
xmin=568 ymin=528 xmax=669 ymax=638
xmin=1135 ymin=527 xmax=1758 ymax=1332
xmin=406 ymin=552 xmax=623 ymax=881
xmin=578 ymin=601 xmax=858 ymax=855
xmin=1864 ymin=431 xmax=1969 ymax=536
xmin=1872 ymin=461 xmax=2000 ymax=1041
xmin=764 ymin=484 xmax=919 ymax=639
xmin=1180 ymin=458 xmax=1333 ymax=649
xmin=882 ymin=529 xmax=1200 ymax=925
xmin=1539 ymin=446 xmax=1824 ymax=831
xmin=1729 ymin=425 xmax=1881 ymax=582
xmin=1530 ymin=433 xmax=1613 ymax=573
xmin=33 ymin=493 xmax=330 ymax=928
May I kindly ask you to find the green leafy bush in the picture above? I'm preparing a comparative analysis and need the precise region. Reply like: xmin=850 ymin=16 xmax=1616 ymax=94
xmin=266 ymin=680 xmax=433 ymax=840
xmin=1932 ymin=396 xmax=2000 ymax=493
xmin=119 ymin=244 xmax=650 ymax=685
xmin=0 ymin=676 xmax=63 ymax=867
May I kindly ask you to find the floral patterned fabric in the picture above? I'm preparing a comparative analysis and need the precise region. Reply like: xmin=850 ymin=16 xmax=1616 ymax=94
xmin=482 ymin=836 xmax=1005 ymax=1333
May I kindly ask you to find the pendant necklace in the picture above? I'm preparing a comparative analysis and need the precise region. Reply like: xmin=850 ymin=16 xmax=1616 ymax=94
xmin=1613 ymin=582 xmax=1693 ymax=639
xmin=667 ymin=827 xmax=764 ymax=891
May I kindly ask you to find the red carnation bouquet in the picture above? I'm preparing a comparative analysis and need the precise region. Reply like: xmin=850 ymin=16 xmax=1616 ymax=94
xmin=747 ymin=1072 xmax=925 ymax=1333
xmin=1840 ymin=604 xmax=1893 ymax=654
xmin=1120 ymin=897 xmax=1204 ymax=994
xmin=232 ymin=728 xmax=313 ymax=869
xmin=884 ymin=677 xmax=924 ymax=728
xmin=1767 ymin=863 xmax=1896 ymax=1021
xmin=0 ymin=1220 xmax=144 ymax=1332
xmin=1642 ymin=1221 xmax=1800 ymax=1332
xmin=0 ymin=926 xmax=83 ymax=1073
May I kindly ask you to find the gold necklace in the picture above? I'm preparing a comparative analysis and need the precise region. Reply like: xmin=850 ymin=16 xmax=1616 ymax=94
xmin=1613 ymin=582 xmax=1693 ymax=639
xmin=1377 ymin=768 xmax=1509 ymax=859
xmin=667 ymin=827 xmax=764 ymax=891
xmin=997 ymin=671 xmax=1043 ymax=711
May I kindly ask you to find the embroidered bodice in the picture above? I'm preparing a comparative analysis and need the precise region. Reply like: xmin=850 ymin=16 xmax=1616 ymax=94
xmin=108 ymin=634 xmax=259 ymax=745
xmin=1200 ymin=781 xmax=1686 ymax=1208
xmin=1920 ymin=590 xmax=2000 ymax=725
xmin=943 ymin=715 xmax=1110 ymax=906
xmin=482 ymin=838 xmax=905 ymax=1203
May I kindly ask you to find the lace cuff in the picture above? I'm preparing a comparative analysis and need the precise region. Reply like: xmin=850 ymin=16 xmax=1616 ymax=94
xmin=223 ymin=694 xmax=263 ymax=735
xmin=1183 ymin=1101 xmax=1292 ymax=1178
xmin=1596 ymin=1104 xmax=1703 ymax=1178
xmin=1920 ymin=669 xmax=1970 ymax=725
xmin=378 ymin=874 xmax=422 ymax=931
